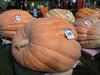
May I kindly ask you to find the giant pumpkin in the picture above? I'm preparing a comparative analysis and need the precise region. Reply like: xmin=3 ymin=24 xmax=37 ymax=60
xmin=0 ymin=9 xmax=35 ymax=38
xmin=12 ymin=18 xmax=81 ymax=73
xmin=45 ymin=9 xmax=75 ymax=23
xmin=95 ymin=8 xmax=100 ymax=13
xmin=74 ymin=16 xmax=100 ymax=48
xmin=75 ymin=8 xmax=100 ymax=19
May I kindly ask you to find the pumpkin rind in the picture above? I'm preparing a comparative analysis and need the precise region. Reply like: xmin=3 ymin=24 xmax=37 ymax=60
xmin=45 ymin=9 xmax=75 ymax=23
xmin=12 ymin=18 xmax=81 ymax=73
xmin=0 ymin=9 xmax=35 ymax=38
xmin=75 ymin=8 xmax=100 ymax=19
xmin=74 ymin=16 xmax=100 ymax=48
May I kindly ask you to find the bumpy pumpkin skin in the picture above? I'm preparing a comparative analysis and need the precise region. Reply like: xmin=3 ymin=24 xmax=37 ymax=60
xmin=95 ymin=8 xmax=100 ymax=13
xmin=45 ymin=9 xmax=75 ymax=24
xmin=74 ymin=16 xmax=100 ymax=48
xmin=0 ymin=9 xmax=35 ymax=38
xmin=75 ymin=8 xmax=100 ymax=19
xmin=12 ymin=18 xmax=81 ymax=73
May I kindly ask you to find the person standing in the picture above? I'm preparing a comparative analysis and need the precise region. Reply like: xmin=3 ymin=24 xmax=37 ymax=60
xmin=77 ymin=0 xmax=85 ymax=9
xmin=84 ymin=0 xmax=91 ymax=8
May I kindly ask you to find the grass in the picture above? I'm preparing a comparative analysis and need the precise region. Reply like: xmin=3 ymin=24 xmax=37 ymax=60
xmin=73 ymin=53 xmax=100 ymax=75
xmin=0 ymin=45 xmax=13 ymax=75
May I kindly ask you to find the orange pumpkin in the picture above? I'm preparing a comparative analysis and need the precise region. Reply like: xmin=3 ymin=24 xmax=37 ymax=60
xmin=0 ymin=9 xmax=35 ymax=38
xmin=95 ymin=8 xmax=100 ymax=13
xmin=75 ymin=8 xmax=100 ymax=19
xmin=12 ymin=18 xmax=81 ymax=73
xmin=74 ymin=16 xmax=100 ymax=48
xmin=45 ymin=9 xmax=75 ymax=23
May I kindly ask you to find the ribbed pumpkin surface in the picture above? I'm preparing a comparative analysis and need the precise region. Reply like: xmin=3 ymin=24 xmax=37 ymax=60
xmin=75 ymin=8 xmax=100 ymax=19
xmin=0 ymin=9 xmax=35 ymax=38
xmin=74 ymin=16 xmax=100 ymax=48
xmin=45 ymin=9 xmax=75 ymax=23
xmin=95 ymin=8 xmax=100 ymax=13
xmin=12 ymin=18 xmax=81 ymax=73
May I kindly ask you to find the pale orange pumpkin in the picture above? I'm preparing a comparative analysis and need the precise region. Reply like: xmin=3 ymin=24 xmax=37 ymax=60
xmin=74 ymin=16 xmax=100 ymax=48
xmin=45 ymin=9 xmax=75 ymax=23
xmin=0 ymin=9 xmax=35 ymax=38
xmin=75 ymin=8 xmax=100 ymax=19
xmin=95 ymin=8 xmax=100 ymax=13
xmin=12 ymin=18 xmax=81 ymax=73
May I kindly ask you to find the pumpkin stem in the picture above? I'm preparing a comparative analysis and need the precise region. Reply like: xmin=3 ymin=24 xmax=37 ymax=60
xmin=15 ymin=39 xmax=29 ymax=50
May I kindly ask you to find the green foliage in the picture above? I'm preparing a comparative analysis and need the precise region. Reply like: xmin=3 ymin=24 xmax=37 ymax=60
xmin=0 ymin=45 xmax=13 ymax=75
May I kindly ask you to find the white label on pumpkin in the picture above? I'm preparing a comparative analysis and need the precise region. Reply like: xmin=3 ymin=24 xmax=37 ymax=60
xmin=84 ymin=20 xmax=92 ymax=26
xmin=63 ymin=29 xmax=75 ymax=39
xmin=15 ymin=16 xmax=21 ymax=21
